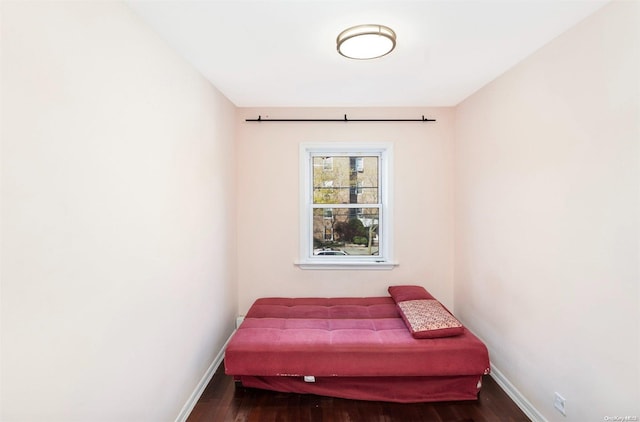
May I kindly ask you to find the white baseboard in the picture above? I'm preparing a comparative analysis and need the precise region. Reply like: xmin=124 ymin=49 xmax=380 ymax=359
xmin=490 ymin=364 xmax=547 ymax=422
xmin=174 ymin=330 xmax=236 ymax=422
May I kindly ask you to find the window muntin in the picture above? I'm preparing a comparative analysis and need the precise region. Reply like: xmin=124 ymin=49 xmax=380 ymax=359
xmin=300 ymin=144 xmax=393 ymax=268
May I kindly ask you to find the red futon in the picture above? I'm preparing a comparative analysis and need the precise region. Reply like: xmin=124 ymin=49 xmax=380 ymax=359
xmin=224 ymin=285 xmax=490 ymax=403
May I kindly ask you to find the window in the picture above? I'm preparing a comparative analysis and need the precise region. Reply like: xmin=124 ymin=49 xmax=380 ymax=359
xmin=323 ymin=226 xmax=333 ymax=241
xmin=322 ymin=157 xmax=333 ymax=171
xmin=298 ymin=143 xmax=394 ymax=269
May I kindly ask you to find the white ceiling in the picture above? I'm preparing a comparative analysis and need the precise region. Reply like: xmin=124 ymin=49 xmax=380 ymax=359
xmin=127 ymin=0 xmax=609 ymax=107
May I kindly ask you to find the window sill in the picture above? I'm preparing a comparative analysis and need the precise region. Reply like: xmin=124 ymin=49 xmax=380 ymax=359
xmin=294 ymin=260 xmax=398 ymax=270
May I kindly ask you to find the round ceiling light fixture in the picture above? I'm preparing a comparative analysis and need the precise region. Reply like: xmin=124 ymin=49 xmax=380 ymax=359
xmin=336 ymin=24 xmax=396 ymax=60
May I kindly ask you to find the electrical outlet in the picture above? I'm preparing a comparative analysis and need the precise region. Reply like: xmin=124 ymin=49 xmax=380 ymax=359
xmin=554 ymin=392 xmax=566 ymax=416
xmin=235 ymin=316 xmax=245 ymax=328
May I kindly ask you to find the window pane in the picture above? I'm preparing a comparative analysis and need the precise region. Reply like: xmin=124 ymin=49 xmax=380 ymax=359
xmin=312 ymin=207 xmax=380 ymax=256
xmin=312 ymin=156 xmax=378 ymax=204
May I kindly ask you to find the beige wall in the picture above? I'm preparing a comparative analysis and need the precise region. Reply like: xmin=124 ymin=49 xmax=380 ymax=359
xmin=1 ymin=2 xmax=237 ymax=421
xmin=236 ymin=107 xmax=455 ymax=313
xmin=454 ymin=1 xmax=639 ymax=420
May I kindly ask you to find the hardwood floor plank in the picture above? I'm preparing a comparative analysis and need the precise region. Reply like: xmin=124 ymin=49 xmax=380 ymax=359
xmin=187 ymin=363 xmax=531 ymax=422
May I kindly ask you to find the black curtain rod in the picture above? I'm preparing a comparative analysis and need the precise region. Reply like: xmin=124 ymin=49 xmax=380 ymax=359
xmin=245 ymin=114 xmax=436 ymax=123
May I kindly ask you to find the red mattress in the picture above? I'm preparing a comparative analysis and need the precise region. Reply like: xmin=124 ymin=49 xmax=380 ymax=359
xmin=224 ymin=292 xmax=490 ymax=403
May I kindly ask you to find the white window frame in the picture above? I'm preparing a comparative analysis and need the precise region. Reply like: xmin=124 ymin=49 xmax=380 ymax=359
xmin=297 ymin=142 xmax=396 ymax=270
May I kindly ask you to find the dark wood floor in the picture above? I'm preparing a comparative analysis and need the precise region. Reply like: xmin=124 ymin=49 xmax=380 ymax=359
xmin=187 ymin=363 xmax=531 ymax=422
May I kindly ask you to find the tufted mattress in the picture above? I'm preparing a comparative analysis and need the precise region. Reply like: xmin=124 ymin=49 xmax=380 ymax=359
xmin=224 ymin=292 xmax=490 ymax=402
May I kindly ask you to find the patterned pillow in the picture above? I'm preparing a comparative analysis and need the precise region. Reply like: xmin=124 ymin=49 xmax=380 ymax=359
xmin=397 ymin=299 xmax=464 ymax=339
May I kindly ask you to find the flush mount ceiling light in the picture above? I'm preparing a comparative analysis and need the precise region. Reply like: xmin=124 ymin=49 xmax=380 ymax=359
xmin=336 ymin=24 xmax=396 ymax=60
